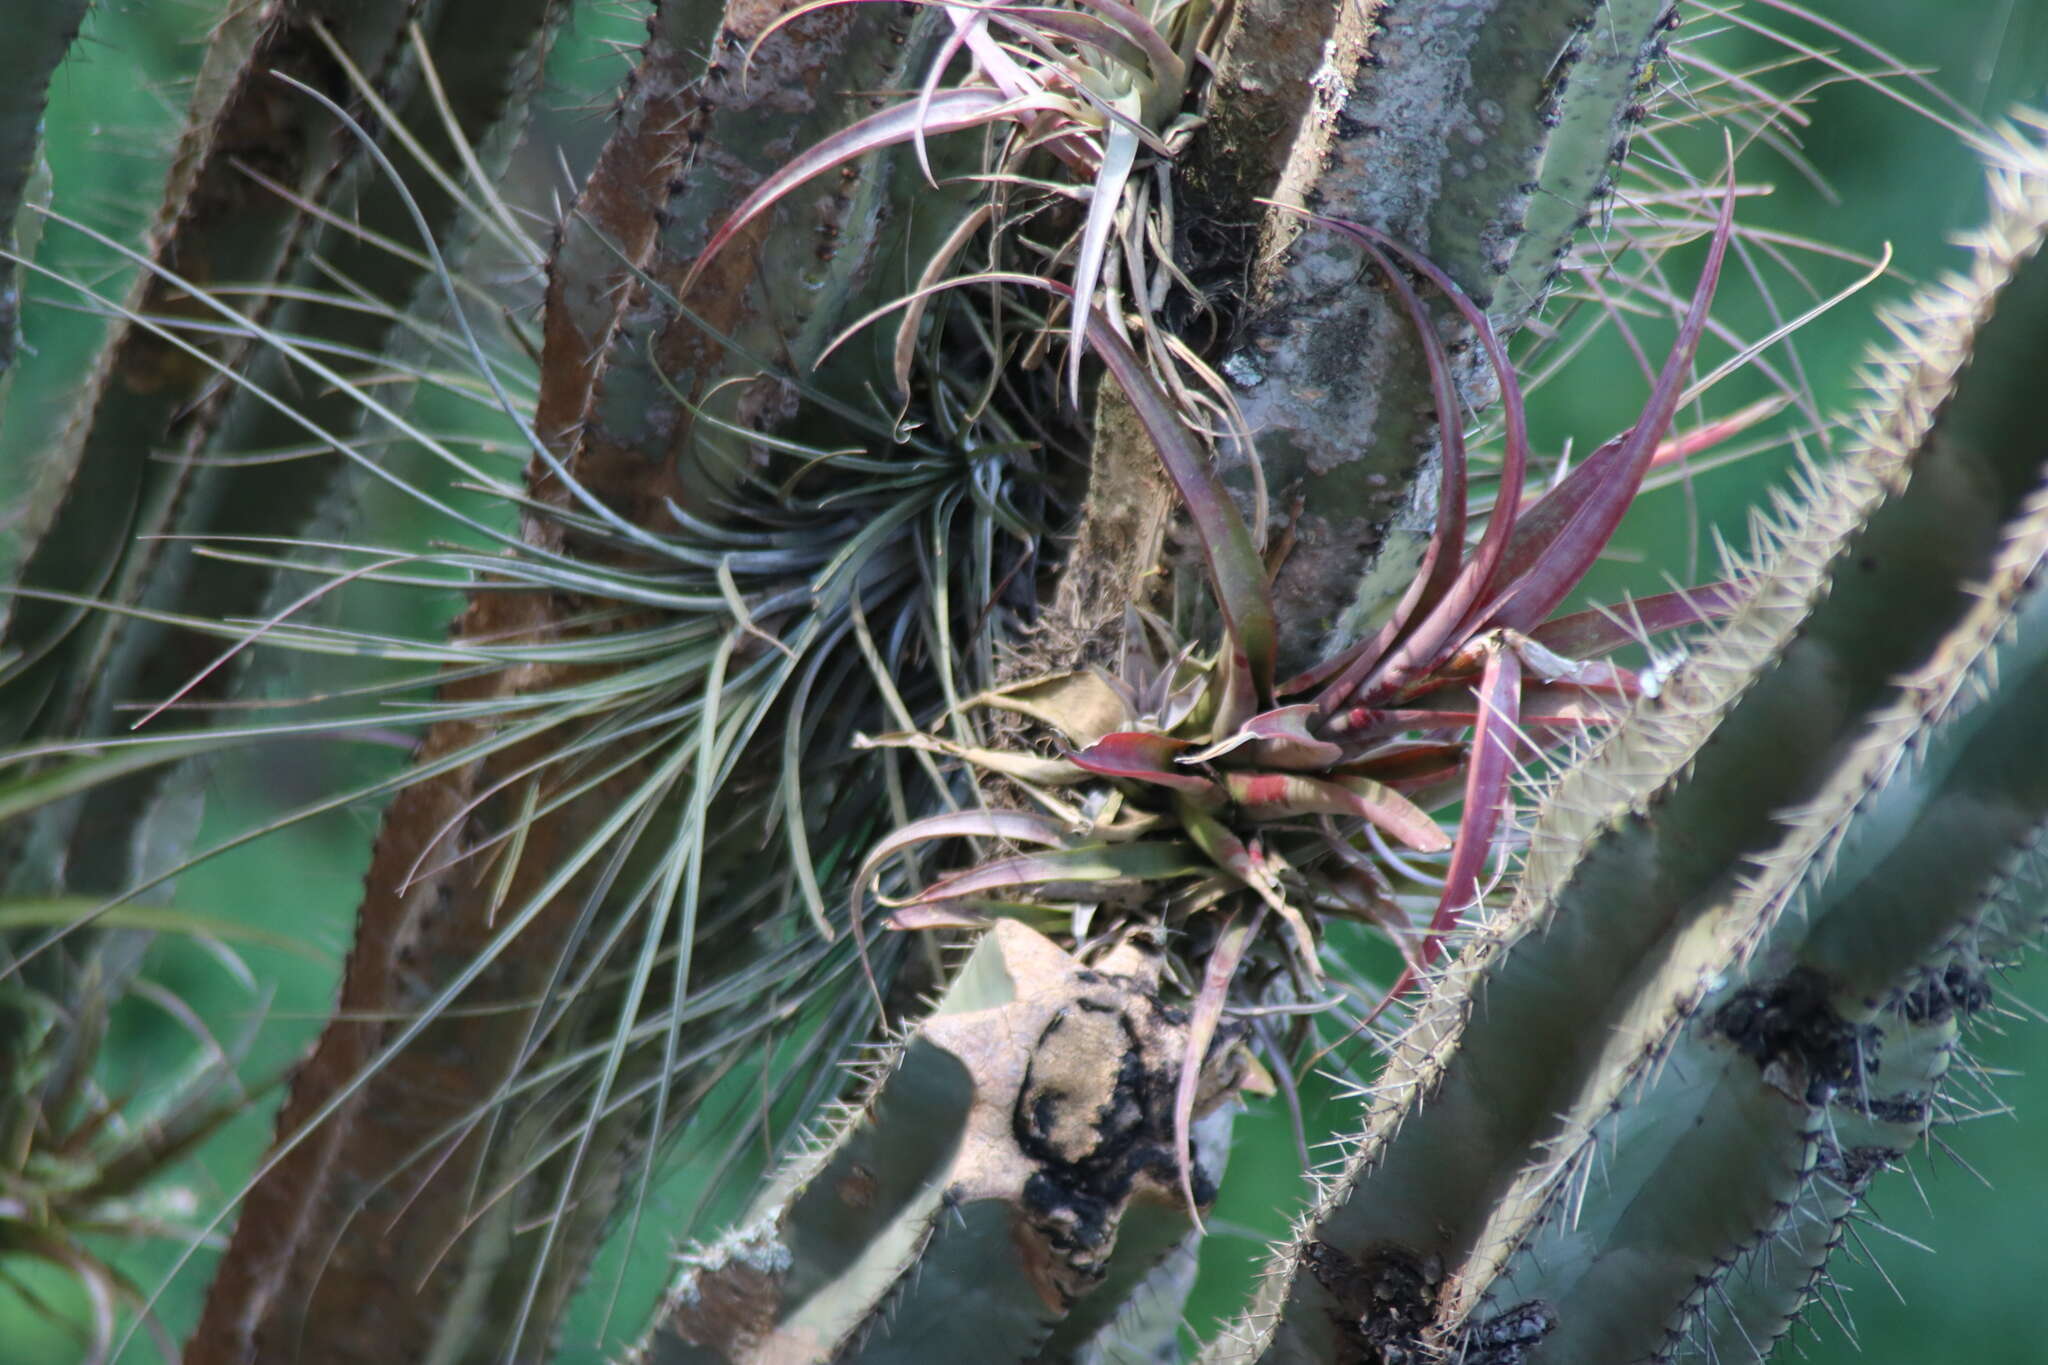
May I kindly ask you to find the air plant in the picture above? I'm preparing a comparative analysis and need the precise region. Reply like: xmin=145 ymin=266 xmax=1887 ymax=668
xmin=0 ymin=935 xmax=268 ymax=1363
xmin=699 ymin=0 xmax=1230 ymax=413
xmin=853 ymin=167 xmax=1749 ymax=1209
xmin=0 ymin=15 xmax=1064 ymax=1353
xmin=2 ymin=0 xmax=2015 ymax=1359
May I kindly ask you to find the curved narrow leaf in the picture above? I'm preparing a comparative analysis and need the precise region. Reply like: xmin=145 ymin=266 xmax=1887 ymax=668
xmin=1427 ymin=640 xmax=1522 ymax=961
xmin=1089 ymin=325 xmax=1277 ymax=698
xmin=1284 ymin=209 xmax=1534 ymax=709
xmin=1220 ymin=772 xmax=1450 ymax=853
xmin=1070 ymin=731 xmax=1213 ymax=794
xmin=681 ymin=87 xmax=1028 ymax=300
xmin=1526 ymin=582 xmax=1743 ymax=659
xmin=1174 ymin=906 xmax=1258 ymax=1227
xmin=907 ymin=840 xmax=1208 ymax=905
xmin=1179 ymin=703 xmax=1345 ymax=770
xmin=1482 ymin=173 xmax=1738 ymax=634
xmin=1298 ymin=229 xmax=1470 ymax=713
xmin=1064 ymin=109 xmax=1141 ymax=398
xmin=860 ymin=808 xmax=1073 ymax=903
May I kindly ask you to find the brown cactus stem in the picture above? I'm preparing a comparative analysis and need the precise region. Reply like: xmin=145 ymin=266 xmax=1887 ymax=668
xmin=191 ymin=4 xmax=943 ymax=1359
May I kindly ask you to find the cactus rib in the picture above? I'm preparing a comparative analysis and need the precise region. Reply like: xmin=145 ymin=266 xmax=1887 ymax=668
xmin=0 ymin=0 xmax=88 ymax=393
xmin=1209 ymin=114 xmax=2048 ymax=1365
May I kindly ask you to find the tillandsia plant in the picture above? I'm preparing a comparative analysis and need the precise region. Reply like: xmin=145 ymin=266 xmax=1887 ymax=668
xmin=855 ymin=180 xmax=1746 ymax=1212
xmin=0 ymin=2 xmax=2046 ymax=1364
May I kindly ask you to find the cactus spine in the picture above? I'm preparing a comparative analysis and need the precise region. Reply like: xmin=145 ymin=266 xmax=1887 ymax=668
xmin=1209 ymin=119 xmax=2048 ymax=1365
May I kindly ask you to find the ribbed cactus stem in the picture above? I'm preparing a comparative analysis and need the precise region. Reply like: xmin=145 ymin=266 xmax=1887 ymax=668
xmin=1208 ymin=116 xmax=2048 ymax=1365
xmin=1676 ymin=993 xmax=1961 ymax=1362
xmin=1052 ymin=0 xmax=1683 ymax=675
xmin=1226 ymin=0 xmax=1677 ymax=667
xmin=0 ymin=0 xmax=87 ymax=394
xmin=636 ymin=922 xmax=1253 ymax=1364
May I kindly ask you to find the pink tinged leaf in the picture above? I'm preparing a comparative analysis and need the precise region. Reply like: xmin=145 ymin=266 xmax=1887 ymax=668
xmin=1354 ymin=686 xmax=1614 ymax=732
xmin=1598 ymin=395 xmax=1790 ymax=502
xmin=1173 ymin=906 xmax=1259 ymax=1226
xmin=980 ymin=11 xmax=1154 ymax=96
xmin=1300 ymin=231 xmax=1469 ymax=714
xmin=681 ymin=88 xmax=1033 ymax=299
xmin=1178 ymin=800 xmax=1323 ymax=977
xmin=894 ymin=202 xmax=998 ymax=394
xmin=1527 ymin=583 xmax=1743 ymax=658
xmin=1368 ymin=643 xmax=1524 ymax=1014
xmin=904 ymin=840 xmax=1208 ymax=905
xmin=1088 ymin=325 xmax=1278 ymax=699
xmin=1326 ymin=866 xmax=1427 ymax=977
xmin=857 ymin=809 xmax=1071 ymax=904
xmin=1221 ymin=772 xmax=1450 ymax=853
xmin=1180 ymin=704 xmax=1346 ymax=770
xmin=850 ymin=807 xmax=1069 ymax=1012
xmin=1481 ymin=174 xmax=1738 ymax=636
xmin=954 ymin=6 xmax=1048 ymax=101
xmin=1339 ymin=740 xmax=1469 ymax=793
xmin=1425 ymin=641 xmax=1523 ymax=962
xmin=1289 ymin=214 xmax=1536 ymax=710
xmin=1061 ymin=0 xmax=1184 ymax=85
xmin=1069 ymin=731 xmax=1214 ymax=794
xmin=912 ymin=8 xmax=987 ymax=188
xmin=856 ymin=809 xmax=1063 ymax=948
xmin=886 ymin=905 xmax=994 ymax=931
xmin=1482 ymin=431 xmax=1627 ymax=594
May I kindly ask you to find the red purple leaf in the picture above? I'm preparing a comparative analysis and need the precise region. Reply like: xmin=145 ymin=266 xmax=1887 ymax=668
xmin=1297 ymin=230 xmax=1470 ymax=713
xmin=1069 ymin=731 xmax=1214 ymax=794
xmin=1173 ymin=906 xmax=1258 ymax=1224
xmin=1480 ymin=175 xmax=1737 ymax=634
xmin=1426 ymin=641 xmax=1523 ymax=959
xmin=1181 ymin=703 xmax=1346 ymax=770
xmin=850 ymin=808 xmax=1072 ymax=995
xmin=885 ymin=905 xmax=994 ymax=931
xmin=1526 ymin=583 xmax=1742 ymax=658
xmin=1089 ymin=326 xmax=1278 ymax=700
xmin=682 ymin=87 xmax=1033 ymax=300
xmin=857 ymin=809 xmax=1070 ymax=899
xmin=1292 ymin=215 xmax=1535 ymax=710
xmin=1369 ymin=641 xmax=1523 ymax=1012
xmin=1338 ymin=741 xmax=1467 ymax=794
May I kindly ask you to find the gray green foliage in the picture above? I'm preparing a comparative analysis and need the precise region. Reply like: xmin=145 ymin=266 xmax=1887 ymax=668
xmin=1 ymin=3 xmax=2046 ymax=1364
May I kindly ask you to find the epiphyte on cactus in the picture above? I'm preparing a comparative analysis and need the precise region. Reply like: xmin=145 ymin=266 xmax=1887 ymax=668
xmin=1208 ymin=112 xmax=2048 ymax=1365
xmin=684 ymin=0 xmax=1226 ymax=403
xmin=860 ymin=176 xmax=1743 ymax=1004
xmin=848 ymin=167 xmax=1746 ymax=1229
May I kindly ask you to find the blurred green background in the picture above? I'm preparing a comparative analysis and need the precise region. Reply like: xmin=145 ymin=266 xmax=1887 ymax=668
xmin=5 ymin=0 xmax=2047 ymax=1360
